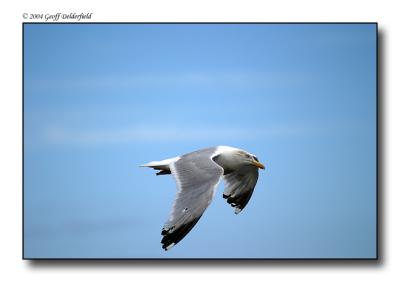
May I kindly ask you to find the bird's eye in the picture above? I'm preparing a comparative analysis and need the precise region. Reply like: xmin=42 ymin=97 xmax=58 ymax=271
xmin=253 ymin=156 xmax=259 ymax=161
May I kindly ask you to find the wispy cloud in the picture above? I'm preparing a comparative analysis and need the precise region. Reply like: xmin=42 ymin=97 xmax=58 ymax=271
xmin=26 ymin=70 xmax=310 ymax=92
xmin=25 ymin=216 xmax=142 ymax=238
xmin=42 ymin=124 xmax=312 ymax=146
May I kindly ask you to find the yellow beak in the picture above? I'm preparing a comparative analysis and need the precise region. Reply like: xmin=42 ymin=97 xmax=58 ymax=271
xmin=252 ymin=160 xmax=265 ymax=170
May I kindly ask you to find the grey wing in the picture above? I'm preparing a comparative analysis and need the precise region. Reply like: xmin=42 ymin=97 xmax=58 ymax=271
xmin=161 ymin=148 xmax=224 ymax=250
xmin=223 ymin=165 xmax=259 ymax=214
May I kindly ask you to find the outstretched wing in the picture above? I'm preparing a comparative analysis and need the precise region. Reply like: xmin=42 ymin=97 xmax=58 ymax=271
xmin=161 ymin=148 xmax=224 ymax=250
xmin=223 ymin=165 xmax=259 ymax=214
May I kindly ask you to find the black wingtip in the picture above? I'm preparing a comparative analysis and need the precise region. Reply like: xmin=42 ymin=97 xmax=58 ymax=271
xmin=223 ymin=189 xmax=254 ymax=214
xmin=162 ymin=242 xmax=175 ymax=251
xmin=160 ymin=217 xmax=201 ymax=251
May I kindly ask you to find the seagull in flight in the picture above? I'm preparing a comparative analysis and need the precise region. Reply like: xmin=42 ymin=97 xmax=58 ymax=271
xmin=140 ymin=146 xmax=265 ymax=250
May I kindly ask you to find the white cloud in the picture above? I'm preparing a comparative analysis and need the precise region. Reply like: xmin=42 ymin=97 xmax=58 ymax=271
xmin=42 ymin=124 xmax=311 ymax=146
xmin=26 ymin=70 xmax=310 ymax=92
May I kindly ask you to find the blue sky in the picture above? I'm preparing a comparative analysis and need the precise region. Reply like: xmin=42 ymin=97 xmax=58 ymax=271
xmin=23 ymin=23 xmax=376 ymax=258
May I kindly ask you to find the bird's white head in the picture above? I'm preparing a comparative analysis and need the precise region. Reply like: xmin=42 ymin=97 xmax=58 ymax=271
xmin=213 ymin=146 xmax=265 ymax=171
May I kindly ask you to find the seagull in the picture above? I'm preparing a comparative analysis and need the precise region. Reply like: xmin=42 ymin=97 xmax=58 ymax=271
xmin=140 ymin=146 xmax=265 ymax=250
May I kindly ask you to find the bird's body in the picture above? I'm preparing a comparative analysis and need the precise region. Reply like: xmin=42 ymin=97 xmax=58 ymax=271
xmin=140 ymin=146 xmax=265 ymax=250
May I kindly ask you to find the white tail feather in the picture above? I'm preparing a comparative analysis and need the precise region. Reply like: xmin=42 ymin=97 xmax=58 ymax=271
xmin=139 ymin=157 xmax=180 ymax=168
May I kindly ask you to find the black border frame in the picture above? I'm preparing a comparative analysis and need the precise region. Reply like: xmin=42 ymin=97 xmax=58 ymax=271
xmin=22 ymin=22 xmax=379 ymax=261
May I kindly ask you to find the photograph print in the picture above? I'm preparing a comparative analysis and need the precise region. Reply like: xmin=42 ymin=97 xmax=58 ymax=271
xmin=23 ymin=23 xmax=377 ymax=259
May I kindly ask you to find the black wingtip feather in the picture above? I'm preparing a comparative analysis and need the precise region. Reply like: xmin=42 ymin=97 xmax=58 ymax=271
xmin=161 ymin=217 xmax=201 ymax=250
xmin=224 ymin=191 xmax=253 ymax=212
